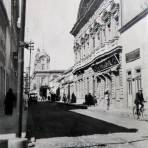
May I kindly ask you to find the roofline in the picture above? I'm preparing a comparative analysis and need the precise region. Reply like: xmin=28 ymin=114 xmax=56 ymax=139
xmin=70 ymin=0 xmax=103 ymax=37
xmin=34 ymin=70 xmax=65 ymax=74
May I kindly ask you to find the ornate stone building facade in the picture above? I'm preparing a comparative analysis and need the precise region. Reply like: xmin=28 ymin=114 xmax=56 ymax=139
xmin=71 ymin=0 xmax=123 ymax=106
xmin=71 ymin=0 xmax=148 ymax=108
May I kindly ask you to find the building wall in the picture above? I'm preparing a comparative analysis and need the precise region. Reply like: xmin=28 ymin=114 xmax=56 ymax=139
xmin=121 ymin=0 xmax=148 ymax=26
xmin=72 ymin=0 xmax=123 ymax=106
xmin=121 ymin=14 xmax=148 ymax=108
xmin=0 ymin=0 xmax=18 ymax=109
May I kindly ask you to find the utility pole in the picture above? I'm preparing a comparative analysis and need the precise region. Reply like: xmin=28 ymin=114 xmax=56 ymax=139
xmin=17 ymin=0 xmax=27 ymax=137
xmin=28 ymin=42 xmax=34 ymax=93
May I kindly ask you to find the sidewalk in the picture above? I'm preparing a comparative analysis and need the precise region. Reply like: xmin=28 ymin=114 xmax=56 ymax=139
xmin=0 ymin=107 xmax=28 ymax=148
xmin=88 ymin=101 xmax=148 ymax=120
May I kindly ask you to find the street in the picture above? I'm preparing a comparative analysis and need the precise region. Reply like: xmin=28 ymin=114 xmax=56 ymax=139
xmin=26 ymin=102 xmax=148 ymax=148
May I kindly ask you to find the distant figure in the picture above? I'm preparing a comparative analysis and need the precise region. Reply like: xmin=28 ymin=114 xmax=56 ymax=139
xmin=67 ymin=94 xmax=70 ymax=103
xmin=93 ymin=95 xmax=98 ymax=106
xmin=47 ymin=95 xmax=51 ymax=101
xmin=23 ymin=92 xmax=29 ymax=110
xmin=4 ymin=88 xmax=16 ymax=115
xmin=63 ymin=93 xmax=67 ymax=103
xmin=104 ymin=90 xmax=110 ymax=110
xmin=134 ymin=89 xmax=145 ymax=116
xmin=51 ymin=93 xmax=56 ymax=102
xmin=85 ymin=94 xmax=88 ymax=105
xmin=88 ymin=93 xmax=93 ymax=106
xmin=71 ymin=92 xmax=76 ymax=103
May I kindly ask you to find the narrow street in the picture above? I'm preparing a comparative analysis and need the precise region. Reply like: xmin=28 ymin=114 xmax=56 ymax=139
xmin=26 ymin=102 xmax=148 ymax=148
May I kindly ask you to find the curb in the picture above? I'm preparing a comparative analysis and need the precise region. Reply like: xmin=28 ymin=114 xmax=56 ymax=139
xmin=0 ymin=138 xmax=27 ymax=148
xmin=56 ymin=102 xmax=88 ymax=109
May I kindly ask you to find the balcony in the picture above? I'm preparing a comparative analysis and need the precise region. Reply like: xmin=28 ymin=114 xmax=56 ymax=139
xmin=73 ymin=35 xmax=120 ymax=74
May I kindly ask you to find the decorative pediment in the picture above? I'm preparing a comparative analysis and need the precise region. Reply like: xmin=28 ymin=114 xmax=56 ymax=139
xmin=111 ymin=3 xmax=119 ymax=15
xmin=101 ymin=11 xmax=111 ymax=23
xmin=111 ymin=3 xmax=119 ymax=22
xmin=93 ymin=21 xmax=100 ymax=33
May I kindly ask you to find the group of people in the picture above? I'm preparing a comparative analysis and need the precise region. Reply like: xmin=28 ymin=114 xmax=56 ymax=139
xmin=62 ymin=92 xmax=76 ymax=104
xmin=3 ymin=87 xmax=146 ymax=117
xmin=84 ymin=93 xmax=97 ymax=106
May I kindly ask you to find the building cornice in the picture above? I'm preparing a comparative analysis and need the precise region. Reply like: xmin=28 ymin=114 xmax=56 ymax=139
xmin=73 ymin=45 xmax=122 ymax=74
xmin=119 ymin=8 xmax=148 ymax=34
xmin=34 ymin=70 xmax=65 ymax=74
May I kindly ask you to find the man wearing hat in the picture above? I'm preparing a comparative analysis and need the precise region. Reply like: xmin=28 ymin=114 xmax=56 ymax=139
xmin=134 ymin=89 xmax=145 ymax=115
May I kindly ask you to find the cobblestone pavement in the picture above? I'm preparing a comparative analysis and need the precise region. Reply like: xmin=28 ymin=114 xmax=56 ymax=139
xmin=28 ymin=103 xmax=148 ymax=148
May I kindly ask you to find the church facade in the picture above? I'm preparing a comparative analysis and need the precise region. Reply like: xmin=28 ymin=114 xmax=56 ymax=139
xmin=31 ymin=49 xmax=64 ymax=97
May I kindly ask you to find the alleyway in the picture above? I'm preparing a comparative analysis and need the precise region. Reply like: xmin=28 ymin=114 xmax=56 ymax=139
xmin=26 ymin=102 xmax=148 ymax=147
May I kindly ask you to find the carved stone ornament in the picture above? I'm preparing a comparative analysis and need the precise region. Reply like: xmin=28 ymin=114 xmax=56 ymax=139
xmin=74 ymin=42 xmax=80 ymax=50
xmin=111 ymin=3 xmax=119 ymax=15
xmin=89 ymin=27 xmax=94 ymax=37
xmin=93 ymin=21 xmax=100 ymax=33
xmin=84 ymin=33 xmax=89 ymax=41
xmin=80 ymin=37 xmax=85 ymax=45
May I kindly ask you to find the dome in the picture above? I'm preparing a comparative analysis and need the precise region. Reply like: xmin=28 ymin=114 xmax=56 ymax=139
xmin=35 ymin=49 xmax=50 ymax=62
xmin=77 ymin=0 xmax=94 ymax=21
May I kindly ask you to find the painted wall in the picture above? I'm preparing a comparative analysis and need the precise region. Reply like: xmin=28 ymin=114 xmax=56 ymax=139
xmin=121 ymin=0 xmax=148 ymax=26
xmin=120 ymin=14 xmax=148 ymax=107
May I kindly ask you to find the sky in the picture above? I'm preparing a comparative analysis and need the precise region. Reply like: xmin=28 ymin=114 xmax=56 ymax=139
xmin=24 ymin=0 xmax=80 ymax=72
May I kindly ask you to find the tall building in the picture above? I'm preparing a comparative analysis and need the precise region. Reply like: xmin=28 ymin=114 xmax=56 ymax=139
xmin=71 ymin=0 xmax=148 ymax=109
xmin=120 ymin=0 xmax=148 ymax=107
xmin=71 ymin=0 xmax=122 ymax=106
xmin=0 ymin=0 xmax=19 ymax=108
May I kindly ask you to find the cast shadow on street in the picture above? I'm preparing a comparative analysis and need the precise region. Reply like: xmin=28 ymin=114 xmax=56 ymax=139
xmin=26 ymin=102 xmax=137 ymax=139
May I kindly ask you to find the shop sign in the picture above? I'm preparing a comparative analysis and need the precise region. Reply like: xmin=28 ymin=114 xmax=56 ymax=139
xmin=93 ymin=55 xmax=119 ymax=72
xmin=126 ymin=48 xmax=140 ymax=63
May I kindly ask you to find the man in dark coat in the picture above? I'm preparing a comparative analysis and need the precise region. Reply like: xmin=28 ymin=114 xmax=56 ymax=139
xmin=71 ymin=92 xmax=76 ymax=103
xmin=134 ymin=89 xmax=145 ymax=111
xmin=4 ymin=88 xmax=16 ymax=115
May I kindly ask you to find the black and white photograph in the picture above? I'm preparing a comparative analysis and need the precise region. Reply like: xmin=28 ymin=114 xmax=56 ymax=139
xmin=0 ymin=0 xmax=148 ymax=147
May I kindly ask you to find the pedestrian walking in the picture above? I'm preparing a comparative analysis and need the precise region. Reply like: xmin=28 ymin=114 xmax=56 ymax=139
xmin=71 ymin=92 xmax=76 ymax=103
xmin=134 ymin=88 xmax=145 ymax=117
xmin=93 ymin=95 xmax=98 ymax=106
xmin=23 ymin=92 xmax=29 ymax=110
xmin=104 ymin=90 xmax=110 ymax=110
xmin=4 ymin=88 xmax=16 ymax=115
xmin=63 ymin=93 xmax=67 ymax=103
xmin=85 ymin=94 xmax=88 ymax=105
